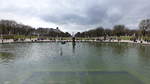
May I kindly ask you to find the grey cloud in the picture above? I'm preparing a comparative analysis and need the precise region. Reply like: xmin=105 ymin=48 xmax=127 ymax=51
xmin=42 ymin=4 xmax=109 ymax=25
xmin=0 ymin=0 xmax=150 ymax=32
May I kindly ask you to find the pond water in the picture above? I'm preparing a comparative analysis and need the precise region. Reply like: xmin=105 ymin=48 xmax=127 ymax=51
xmin=0 ymin=42 xmax=150 ymax=84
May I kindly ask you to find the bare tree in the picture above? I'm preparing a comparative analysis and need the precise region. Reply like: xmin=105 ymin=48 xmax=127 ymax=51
xmin=139 ymin=19 xmax=150 ymax=36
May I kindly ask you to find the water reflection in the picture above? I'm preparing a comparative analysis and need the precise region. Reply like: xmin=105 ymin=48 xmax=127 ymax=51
xmin=137 ymin=45 xmax=150 ymax=64
xmin=0 ymin=52 xmax=15 ymax=63
xmin=111 ymin=43 xmax=128 ymax=55
xmin=138 ymin=45 xmax=150 ymax=58
xmin=72 ymin=42 xmax=76 ymax=53
xmin=60 ymin=47 xmax=63 ymax=56
xmin=0 ymin=43 xmax=150 ymax=84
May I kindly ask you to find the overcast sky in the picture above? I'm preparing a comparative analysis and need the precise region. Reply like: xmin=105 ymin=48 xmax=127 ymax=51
xmin=0 ymin=0 xmax=149 ymax=32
